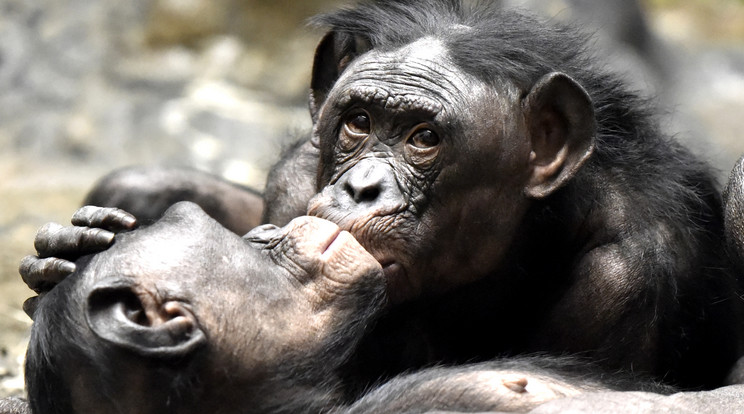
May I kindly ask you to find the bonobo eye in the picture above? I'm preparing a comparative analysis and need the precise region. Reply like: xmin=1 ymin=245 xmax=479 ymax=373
xmin=343 ymin=112 xmax=371 ymax=137
xmin=408 ymin=127 xmax=440 ymax=149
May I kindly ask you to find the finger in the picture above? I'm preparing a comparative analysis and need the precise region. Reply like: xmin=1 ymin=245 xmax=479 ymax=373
xmin=72 ymin=206 xmax=137 ymax=232
xmin=34 ymin=223 xmax=115 ymax=258
xmin=19 ymin=255 xmax=76 ymax=292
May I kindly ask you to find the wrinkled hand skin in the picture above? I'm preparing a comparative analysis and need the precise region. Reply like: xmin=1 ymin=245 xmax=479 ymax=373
xmin=19 ymin=206 xmax=137 ymax=317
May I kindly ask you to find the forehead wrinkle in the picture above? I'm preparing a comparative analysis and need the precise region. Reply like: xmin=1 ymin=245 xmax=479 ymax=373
xmin=340 ymin=83 xmax=445 ymax=117
xmin=358 ymin=56 xmax=468 ymax=99
xmin=333 ymin=37 xmax=476 ymax=117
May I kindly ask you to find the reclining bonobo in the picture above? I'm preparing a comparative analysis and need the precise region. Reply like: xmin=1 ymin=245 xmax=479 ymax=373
xmin=22 ymin=203 xmax=385 ymax=414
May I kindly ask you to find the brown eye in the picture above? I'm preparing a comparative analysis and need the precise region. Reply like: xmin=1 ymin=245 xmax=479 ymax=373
xmin=408 ymin=128 xmax=439 ymax=149
xmin=344 ymin=113 xmax=371 ymax=136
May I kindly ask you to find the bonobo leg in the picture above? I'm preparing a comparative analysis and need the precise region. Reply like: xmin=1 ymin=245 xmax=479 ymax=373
xmin=85 ymin=166 xmax=263 ymax=235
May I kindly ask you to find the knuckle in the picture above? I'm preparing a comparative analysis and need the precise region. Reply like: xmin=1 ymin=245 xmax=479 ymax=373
xmin=71 ymin=205 xmax=99 ymax=226
xmin=75 ymin=227 xmax=94 ymax=247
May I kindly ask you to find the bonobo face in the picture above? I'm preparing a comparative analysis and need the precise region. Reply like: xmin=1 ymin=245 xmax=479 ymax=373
xmin=32 ymin=202 xmax=384 ymax=413
xmin=308 ymin=38 xmax=533 ymax=303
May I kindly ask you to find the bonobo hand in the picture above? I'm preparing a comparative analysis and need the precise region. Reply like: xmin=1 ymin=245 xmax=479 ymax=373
xmin=19 ymin=206 xmax=136 ymax=317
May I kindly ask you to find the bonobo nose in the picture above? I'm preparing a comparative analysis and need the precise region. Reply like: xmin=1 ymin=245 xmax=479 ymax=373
xmin=334 ymin=159 xmax=403 ymax=211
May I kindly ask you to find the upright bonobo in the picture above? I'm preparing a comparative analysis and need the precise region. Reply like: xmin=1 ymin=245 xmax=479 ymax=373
xmin=21 ymin=0 xmax=744 ymax=395
xmin=301 ymin=0 xmax=744 ymax=389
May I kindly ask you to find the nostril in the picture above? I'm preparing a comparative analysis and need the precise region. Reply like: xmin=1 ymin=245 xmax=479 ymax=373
xmin=358 ymin=186 xmax=380 ymax=203
xmin=345 ymin=181 xmax=381 ymax=204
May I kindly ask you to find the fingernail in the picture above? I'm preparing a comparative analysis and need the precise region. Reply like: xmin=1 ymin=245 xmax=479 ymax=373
xmin=121 ymin=215 xmax=137 ymax=228
xmin=95 ymin=230 xmax=115 ymax=245
xmin=60 ymin=261 xmax=76 ymax=274
xmin=244 ymin=224 xmax=280 ymax=243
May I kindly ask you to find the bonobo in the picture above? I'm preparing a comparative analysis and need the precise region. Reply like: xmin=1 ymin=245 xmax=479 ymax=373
xmin=24 ymin=202 xmax=385 ymax=414
xmin=302 ymin=0 xmax=744 ymax=390
xmin=22 ymin=0 xmax=744 ymax=393
xmin=23 ymin=205 xmax=677 ymax=414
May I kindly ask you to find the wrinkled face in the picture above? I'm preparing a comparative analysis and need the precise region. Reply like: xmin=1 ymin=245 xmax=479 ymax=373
xmin=308 ymin=38 xmax=532 ymax=303
xmin=74 ymin=202 xmax=383 ymax=392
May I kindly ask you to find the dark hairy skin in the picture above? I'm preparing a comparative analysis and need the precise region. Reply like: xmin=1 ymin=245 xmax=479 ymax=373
xmin=18 ymin=0 xmax=744 ymax=404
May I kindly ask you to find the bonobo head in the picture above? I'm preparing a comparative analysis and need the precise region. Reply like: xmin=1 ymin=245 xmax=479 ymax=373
xmin=25 ymin=202 xmax=384 ymax=414
xmin=306 ymin=0 xmax=596 ymax=303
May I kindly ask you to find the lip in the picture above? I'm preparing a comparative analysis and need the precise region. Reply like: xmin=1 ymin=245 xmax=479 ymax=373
xmin=319 ymin=228 xmax=344 ymax=259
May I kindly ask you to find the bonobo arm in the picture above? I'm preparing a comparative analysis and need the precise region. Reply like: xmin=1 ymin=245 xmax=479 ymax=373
xmin=19 ymin=206 xmax=136 ymax=317
xmin=85 ymin=166 xmax=264 ymax=235
xmin=525 ymin=173 xmax=740 ymax=388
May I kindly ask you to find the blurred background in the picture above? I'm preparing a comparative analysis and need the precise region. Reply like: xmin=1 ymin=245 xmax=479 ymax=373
xmin=0 ymin=0 xmax=743 ymax=398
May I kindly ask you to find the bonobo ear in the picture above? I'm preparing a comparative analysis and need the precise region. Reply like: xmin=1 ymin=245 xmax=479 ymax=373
xmin=86 ymin=284 xmax=205 ymax=358
xmin=522 ymin=72 xmax=596 ymax=199
xmin=310 ymin=31 xmax=372 ymax=123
